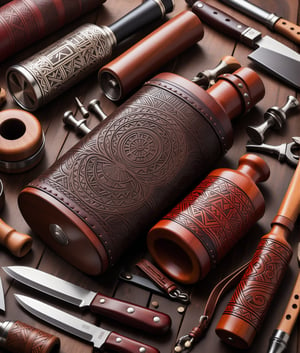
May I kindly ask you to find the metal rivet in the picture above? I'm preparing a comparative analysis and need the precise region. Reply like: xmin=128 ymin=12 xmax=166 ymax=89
xmin=127 ymin=307 xmax=135 ymax=314
xmin=227 ymin=336 xmax=233 ymax=341
xmin=99 ymin=298 xmax=106 ymax=304
xmin=238 ymin=83 xmax=243 ymax=88
xmin=153 ymin=316 xmax=160 ymax=323
xmin=116 ymin=337 xmax=122 ymax=343
xmin=139 ymin=347 xmax=146 ymax=353
xmin=244 ymin=92 xmax=249 ymax=98
xmin=177 ymin=306 xmax=185 ymax=314
xmin=151 ymin=301 xmax=159 ymax=308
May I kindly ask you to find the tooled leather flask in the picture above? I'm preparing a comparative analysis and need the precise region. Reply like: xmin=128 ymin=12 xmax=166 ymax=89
xmin=147 ymin=153 xmax=270 ymax=284
xmin=18 ymin=67 xmax=265 ymax=275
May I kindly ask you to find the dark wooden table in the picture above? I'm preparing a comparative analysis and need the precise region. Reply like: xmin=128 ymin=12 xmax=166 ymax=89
xmin=0 ymin=0 xmax=299 ymax=352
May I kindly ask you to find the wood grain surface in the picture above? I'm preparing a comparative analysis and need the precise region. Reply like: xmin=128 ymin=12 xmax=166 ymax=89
xmin=0 ymin=0 xmax=299 ymax=352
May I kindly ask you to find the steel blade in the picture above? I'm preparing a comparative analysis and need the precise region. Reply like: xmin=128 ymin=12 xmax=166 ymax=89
xmin=219 ymin=0 xmax=279 ymax=29
xmin=15 ymin=294 xmax=109 ymax=349
xmin=0 ymin=278 xmax=5 ymax=311
xmin=249 ymin=36 xmax=300 ymax=89
xmin=3 ymin=266 xmax=95 ymax=308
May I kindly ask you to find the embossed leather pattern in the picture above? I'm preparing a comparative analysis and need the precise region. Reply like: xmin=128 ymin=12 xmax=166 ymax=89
xmin=21 ymin=75 xmax=232 ymax=270
xmin=221 ymin=237 xmax=292 ymax=329
xmin=163 ymin=175 xmax=255 ymax=267
xmin=0 ymin=0 xmax=101 ymax=61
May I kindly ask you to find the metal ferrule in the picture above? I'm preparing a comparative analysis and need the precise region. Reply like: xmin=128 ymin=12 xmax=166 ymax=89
xmin=241 ymin=27 xmax=262 ymax=48
xmin=0 ymin=321 xmax=14 ymax=346
xmin=153 ymin=0 xmax=174 ymax=17
xmin=267 ymin=330 xmax=289 ymax=353
xmin=0 ymin=133 xmax=45 ymax=173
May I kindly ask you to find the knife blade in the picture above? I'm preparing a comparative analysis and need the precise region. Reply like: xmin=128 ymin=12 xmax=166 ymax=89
xmin=14 ymin=294 xmax=159 ymax=353
xmin=0 ymin=278 xmax=5 ymax=312
xmin=191 ymin=1 xmax=300 ymax=89
xmin=3 ymin=266 xmax=171 ymax=335
xmin=218 ymin=0 xmax=300 ymax=46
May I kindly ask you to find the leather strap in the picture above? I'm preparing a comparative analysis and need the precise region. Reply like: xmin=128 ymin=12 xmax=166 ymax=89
xmin=174 ymin=260 xmax=250 ymax=352
xmin=137 ymin=259 xmax=190 ymax=303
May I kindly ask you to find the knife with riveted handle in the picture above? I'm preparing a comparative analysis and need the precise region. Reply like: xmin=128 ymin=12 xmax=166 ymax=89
xmin=218 ymin=0 xmax=300 ymax=46
xmin=3 ymin=266 xmax=171 ymax=335
xmin=191 ymin=1 xmax=300 ymax=89
xmin=15 ymin=294 xmax=159 ymax=353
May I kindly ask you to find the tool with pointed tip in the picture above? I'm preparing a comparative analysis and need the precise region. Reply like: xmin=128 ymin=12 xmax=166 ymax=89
xmin=3 ymin=266 xmax=171 ymax=335
xmin=192 ymin=55 xmax=241 ymax=88
xmin=247 ymin=96 xmax=300 ymax=144
xmin=15 ymin=294 xmax=159 ymax=353
xmin=266 ymin=243 xmax=300 ymax=353
xmin=191 ymin=1 xmax=300 ymax=89
xmin=217 ymin=0 xmax=300 ymax=46
xmin=246 ymin=137 xmax=300 ymax=168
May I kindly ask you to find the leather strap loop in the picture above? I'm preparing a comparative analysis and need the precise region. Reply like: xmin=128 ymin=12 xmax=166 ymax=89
xmin=271 ymin=215 xmax=294 ymax=232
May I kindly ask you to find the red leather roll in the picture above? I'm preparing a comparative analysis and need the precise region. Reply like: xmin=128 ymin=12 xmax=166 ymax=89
xmin=0 ymin=0 xmax=105 ymax=62
xmin=147 ymin=154 xmax=270 ymax=284
xmin=18 ymin=67 xmax=264 ymax=275
xmin=98 ymin=10 xmax=204 ymax=101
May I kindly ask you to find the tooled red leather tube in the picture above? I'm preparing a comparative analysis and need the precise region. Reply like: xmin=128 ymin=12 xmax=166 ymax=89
xmin=98 ymin=10 xmax=204 ymax=101
xmin=147 ymin=153 xmax=270 ymax=285
xmin=0 ymin=0 xmax=106 ymax=62
xmin=215 ymin=158 xmax=300 ymax=349
xmin=17 ymin=67 xmax=264 ymax=276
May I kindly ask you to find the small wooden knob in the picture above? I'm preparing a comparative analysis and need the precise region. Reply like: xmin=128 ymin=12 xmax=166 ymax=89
xmin=237 ymin=153 xmax=270 ymax=184
xmin=0 ymin=219 xmax=32 ymax=257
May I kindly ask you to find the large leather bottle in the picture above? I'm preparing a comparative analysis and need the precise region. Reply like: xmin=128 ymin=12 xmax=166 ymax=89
xmin=0 ymin=0 xmax=106 ymax=62
xmin=147 ymin=154 xmax=270 ymax=284
xmin=18 ymin=67 xmax=264 ymax=275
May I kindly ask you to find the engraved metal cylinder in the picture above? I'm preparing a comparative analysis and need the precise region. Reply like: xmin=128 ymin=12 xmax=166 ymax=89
xmin=18 ymin=69 xmax=264 ymax=275
xmin=6 ymin=24 xmax=116 ymax=111
xmin=147 ymin=154 xmax=269 ymax=284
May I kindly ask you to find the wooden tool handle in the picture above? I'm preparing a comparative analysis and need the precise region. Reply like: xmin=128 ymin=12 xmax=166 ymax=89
xmin=277 ymin=271 xmax=300 ymax=334
xmin=3 ymin=321 xmax=60 ymax=353
xmin=272 ymin=161 xmax=300 ymax=231
xmin=274 ymin=19 xmax=300 ymax=46
xmin=0 ymin=219 xmax=32 ymax=257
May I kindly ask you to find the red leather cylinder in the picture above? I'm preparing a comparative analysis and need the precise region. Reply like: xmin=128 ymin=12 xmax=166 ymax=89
xmin=215 ymin=226 xmax=292 ymax=349
xmin=0 ymin=0 xmax=105 ymax=62
xmin=98 ymin=10 xmax=204 ymax=101
xmin=18 ymin=68 xmax=264 ymax=275
xmin=147 ymin=154 xmax=270 ymax=284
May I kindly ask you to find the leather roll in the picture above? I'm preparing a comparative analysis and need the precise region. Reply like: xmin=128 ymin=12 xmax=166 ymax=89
xmin=0 ymin=0 xmax=105 ymax=62
xmin=18 ymin=68 xmax=264 ymax=275
xmin=98 ymin=10 xmax=204 ymax=101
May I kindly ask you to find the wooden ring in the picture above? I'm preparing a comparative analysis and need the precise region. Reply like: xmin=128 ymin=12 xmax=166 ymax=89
xmin=0 ymin=109 xmax=44 ymax=173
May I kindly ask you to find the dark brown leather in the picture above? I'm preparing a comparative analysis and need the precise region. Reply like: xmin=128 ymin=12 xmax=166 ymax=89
xmin=0 ymin=0 xmax=105 ymax=61
xmin=98 ymin=10 xmax=204 ymax=101
xmin=18 ymin=69 xmax=264 ymax=275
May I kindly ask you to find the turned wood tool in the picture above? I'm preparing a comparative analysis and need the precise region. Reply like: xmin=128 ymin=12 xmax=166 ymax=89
xmin=0 ymin=180 xmax=32 ymax=257
xmin=247 ymin=96 xmax=300 ymax=144
xmin=266 ymin=243 xmax=300 ymax=353
xmin=216 ymin=155 xmax=300 ymax=349
xmin=6 ymin=0 xmax=174 ymax=111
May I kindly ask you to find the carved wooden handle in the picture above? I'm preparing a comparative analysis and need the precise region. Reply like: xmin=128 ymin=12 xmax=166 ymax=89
xmin=0 ymin=219 xmax=32 ymax=257
xmin=2 ymin=321 xmax=60 ymax=353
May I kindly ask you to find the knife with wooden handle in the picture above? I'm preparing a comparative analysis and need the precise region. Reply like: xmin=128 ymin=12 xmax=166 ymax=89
xmin=3 ymin=266 xmax=171 ymax=335
xmin=218 ymin=0 xmax=300 ymax=46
